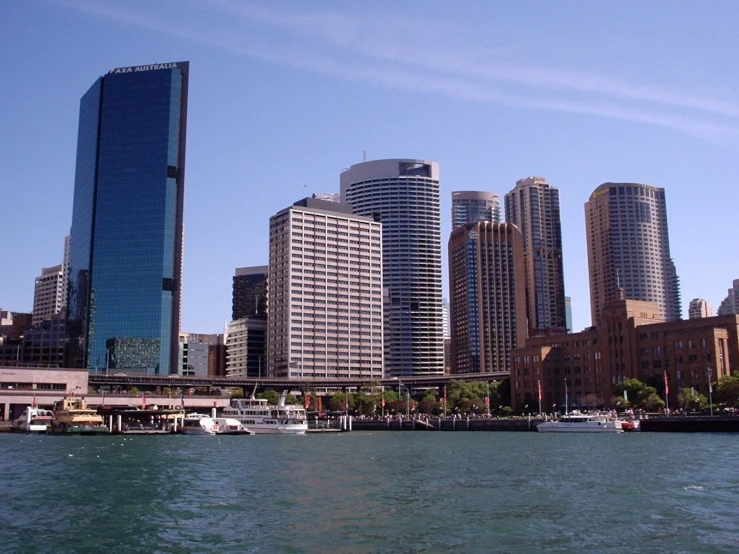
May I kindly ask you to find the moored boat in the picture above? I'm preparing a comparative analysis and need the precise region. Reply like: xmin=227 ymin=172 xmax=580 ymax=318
xmin=180 ymin=413 xmax=217 ymax=435
xmin=212 ymin=417 xmax=254 ymax=435
xmin=222 ymin=393 xmax=307 ymax=435
xmin=50 ymin=396 xmax=110 ymax=435
xmin=537 ymin=411 xmax=624 ymax=433
xmin=11 ymin=406 xmax=54 ymax=433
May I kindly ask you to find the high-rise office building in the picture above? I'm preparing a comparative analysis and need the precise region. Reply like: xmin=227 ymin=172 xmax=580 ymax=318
xmin=585 ymin=182 xmax=681 ymax=326
xmin=451 ymin=191 xmax=501 ymax=229
xmin=688 ymin=298 xmax=712 ymax=319
xmin=32 ymin=265 xmax=64 ymax=326
xmin=505 ymin=176 xmax=567 ymax=335
xmin=232 ymin=266 xmax=268 ymax=320
xmin=341 ymin=159 xmax=444 ymax=376
xmin=267 ymin=197 xmax=384 ymax=379
xmin=718 ymin=279 xmax=739 ymax=315
xmin=565 ymin=296 xmax=573 ymax=333
xmin=448 ymin=222 xmax=527 ymax=374
xmin=66 ymin=61 xmax=189 ymax=373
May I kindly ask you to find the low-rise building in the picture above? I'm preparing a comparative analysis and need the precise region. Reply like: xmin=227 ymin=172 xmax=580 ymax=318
xmin=511 ymin=291 xmax=739 ymax=411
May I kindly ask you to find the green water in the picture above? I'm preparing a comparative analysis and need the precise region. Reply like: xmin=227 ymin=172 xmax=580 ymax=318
xmin=1 ymin=432 xmax=738 ymax=553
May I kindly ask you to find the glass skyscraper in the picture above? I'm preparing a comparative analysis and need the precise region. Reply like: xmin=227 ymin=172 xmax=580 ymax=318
xmin=67 ymin=61 xmax=189 ymax=374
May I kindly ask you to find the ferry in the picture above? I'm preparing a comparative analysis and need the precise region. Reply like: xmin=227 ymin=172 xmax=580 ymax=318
xmin=11 ymin=406 xmax=54 ymax=433
xmin=537 ymin=411 xmax=624 ymax=433
xmin=181 ymin=413 xmax=217 ymax=435
xmin=50 ymin=396 xmax=110 ymax=435
xmin=221 ymin=394 xmax=307 ymax=435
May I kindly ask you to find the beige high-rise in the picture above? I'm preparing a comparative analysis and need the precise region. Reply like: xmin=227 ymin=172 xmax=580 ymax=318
xmin=448 ymin=222 xmax=527 ymax=375
xmin=585 ymin=182 xmax=681 ymax=326
xmin=505 ymin=176 xmax=566 ymax=335
xmin=267 ymin=197 xmax=384 ymax=379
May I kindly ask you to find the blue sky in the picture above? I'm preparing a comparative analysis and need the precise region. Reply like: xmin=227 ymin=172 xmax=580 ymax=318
xmin=2 ymin=0 xmax=738 ymax=334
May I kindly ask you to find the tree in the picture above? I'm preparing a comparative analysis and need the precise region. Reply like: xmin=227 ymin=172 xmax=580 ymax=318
xmin=613 ymin=378 xmax=648 ymax=404
xmin=610 ymin=396 xmax=631 ymax=412
xmin=716 ymin=376 xmax=739 ymax=408
xmin=580 ymin=393 xmax=603 ymax=409
xmin=641 ymin=393 xmax=665 ymax=412
xmin=677 ymin=387 xmax=707 ymax=411
xmin=257 ymin=390 xmax=280 ymax=405
xmin=419 ymin=396 xmax=439 ymax=415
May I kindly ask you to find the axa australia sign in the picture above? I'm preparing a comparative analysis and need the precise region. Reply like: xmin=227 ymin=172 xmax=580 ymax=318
xmin=108 ymin=62 xmax=181 ymax=74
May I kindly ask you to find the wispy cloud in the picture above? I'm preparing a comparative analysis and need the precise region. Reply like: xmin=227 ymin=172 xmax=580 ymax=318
xmin=59 ymin=0 xmax=739 ymax=143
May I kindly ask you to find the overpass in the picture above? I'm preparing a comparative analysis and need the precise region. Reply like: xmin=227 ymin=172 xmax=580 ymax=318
xmin=88 ymin=373 xmax=509 ymax=392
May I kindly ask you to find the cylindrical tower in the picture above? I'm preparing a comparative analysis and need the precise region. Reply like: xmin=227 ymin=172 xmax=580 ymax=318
xmin=340 ymin=159 xmax=444 ymax=376
xmin=585 ymin=182 xmax=681 ymax=326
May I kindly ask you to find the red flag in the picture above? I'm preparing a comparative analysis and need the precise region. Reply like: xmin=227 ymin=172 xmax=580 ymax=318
xmin=31 ymin=395 xmax=37 ymax=408
xmin=664 ymin=371 xmax=670 ymax=396
xmin=304 ymin=394 xmax=310 ymax=409
xmin=381 ymin=390 xmax=386 ymax=407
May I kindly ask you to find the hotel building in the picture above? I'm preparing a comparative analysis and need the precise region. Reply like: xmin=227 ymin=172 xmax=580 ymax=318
xmin=267 ymin=197 xmax=384 ymax=379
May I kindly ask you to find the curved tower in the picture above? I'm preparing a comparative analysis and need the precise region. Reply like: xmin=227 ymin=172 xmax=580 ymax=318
xmin=451 ymin=191 xmax=501 ymax=229
xmin=340 ymin=159 xmax=444 ymax=376
xmin=585 ymin=182 xmax=681 ymax=325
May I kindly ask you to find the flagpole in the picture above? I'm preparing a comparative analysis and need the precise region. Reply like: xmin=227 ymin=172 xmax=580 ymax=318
xmin=707 ymin=367 xmax=713 ymax=417
xmin=537 ymin=379 xmax=542 ymax=415
xmin=664 ymin=371 xmax=670 ymax=415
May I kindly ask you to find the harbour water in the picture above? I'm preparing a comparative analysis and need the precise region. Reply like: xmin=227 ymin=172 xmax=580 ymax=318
xmin=2 ymin=432 xmax=738 ymax=553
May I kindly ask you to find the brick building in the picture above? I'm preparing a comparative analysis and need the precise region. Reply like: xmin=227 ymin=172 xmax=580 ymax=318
xmin=511 ymin=291 xmax=739 ymax=412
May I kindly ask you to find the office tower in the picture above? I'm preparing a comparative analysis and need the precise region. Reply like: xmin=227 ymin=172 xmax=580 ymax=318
xmin=341 ymin=159 xmax=444 ymax=376
xmin=232 ymin=266 xmax=268 ymax=320
xmin=688 ymin=298 xmax=712 ymax=319
xmin=448 ymin=222 xmax=527 ymax=374
xmin=565 ymin=296 xmax=573 ymax=333
xmin=66 ymin=61 xmax=189 ymax=373
xmin=62 ymin=235 xmax=70 ymax=310
xmin=442 ymin=298 xmax=450 ymax=338
xmin=451 ymin=191 xmax=501 ymax=229
xmin=585 ymin=182 xmax=681 ymax=326
xmin=32 ymin=265 xmax=64 ymax=326
xmin=718 ymin=279 xmax=739 ymax=315
xmin=505 ymin=176 xmax=566 ymax=335
xmin=267 ymin=197 xmax=384 ymax=379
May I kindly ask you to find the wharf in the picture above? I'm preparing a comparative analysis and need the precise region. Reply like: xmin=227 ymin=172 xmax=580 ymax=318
xmin=639 ymin=416 xmax=739 ymax=432
xmin=352 ymin=417 xmax=539 ymax=431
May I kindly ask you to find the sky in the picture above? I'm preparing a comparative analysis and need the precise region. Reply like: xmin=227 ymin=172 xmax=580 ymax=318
xmin=2 ymin=0 xmax=738 ymax=335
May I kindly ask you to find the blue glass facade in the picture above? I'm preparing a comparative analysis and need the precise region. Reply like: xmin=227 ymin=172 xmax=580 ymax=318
xmin=67 ymin=62 xmax=189 ymax=374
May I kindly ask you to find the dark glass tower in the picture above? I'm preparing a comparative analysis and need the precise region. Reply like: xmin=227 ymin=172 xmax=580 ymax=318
xmin=66 ymin=62 xmax=189 ymax=374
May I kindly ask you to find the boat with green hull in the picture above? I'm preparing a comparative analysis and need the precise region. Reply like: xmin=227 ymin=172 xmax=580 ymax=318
xmin=50 ymin=396 xmax=110 ymax=435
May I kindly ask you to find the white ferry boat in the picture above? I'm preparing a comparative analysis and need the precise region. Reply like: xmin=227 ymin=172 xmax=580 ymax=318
xmin=181 ymin=413 xmax=217 ymax=435
xmin=221 ymin=394 xmax=307 ymax=435
xmin=537 ymin=411 xmax=624 ymax=433
xmin=11 ymin=406 xmax=54 ymax=433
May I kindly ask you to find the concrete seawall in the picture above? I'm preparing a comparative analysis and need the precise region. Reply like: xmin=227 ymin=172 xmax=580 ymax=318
xmin=639 ymin=416 xmax=739 ymax=433
xmin=352 ymin=418 xmax=540 ymax=431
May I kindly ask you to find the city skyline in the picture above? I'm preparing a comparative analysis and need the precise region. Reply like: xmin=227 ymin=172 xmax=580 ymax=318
xmin=3 ymin=2 xmax=739 ymax=336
